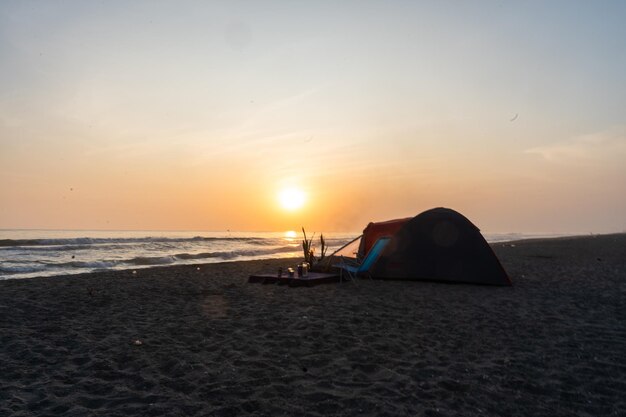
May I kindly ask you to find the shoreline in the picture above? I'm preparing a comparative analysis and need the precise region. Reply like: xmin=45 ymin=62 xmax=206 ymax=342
xmin=1 ymin=234 xmax=625 ymax=416
xmin=2 ymin=232 xmax=623 ymax=283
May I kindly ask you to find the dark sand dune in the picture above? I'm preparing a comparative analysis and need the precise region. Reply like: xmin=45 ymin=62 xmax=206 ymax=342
xmin=1 ymin=234 xmax=625 ymax=416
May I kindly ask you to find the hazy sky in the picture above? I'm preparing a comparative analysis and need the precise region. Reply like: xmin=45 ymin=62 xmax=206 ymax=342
xmin=1 ymin=1 xmax=625 ymax=233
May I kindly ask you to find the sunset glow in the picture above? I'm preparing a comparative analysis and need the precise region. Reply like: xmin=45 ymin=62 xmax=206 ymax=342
xmin=278 ymin=188 xmax=306 ymax=211
xmin=1 ymin=2 xmax=625 ymax=234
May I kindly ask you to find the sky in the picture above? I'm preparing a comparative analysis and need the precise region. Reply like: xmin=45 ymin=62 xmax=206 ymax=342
xmin=1 ymin=1 xmax=625 ymax=233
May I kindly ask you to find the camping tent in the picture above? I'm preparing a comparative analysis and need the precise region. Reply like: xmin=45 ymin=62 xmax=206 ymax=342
xmin=369 ymin=208 xmax=511 ymax=285
xmin=358 ymin=217 xmax=411 ymax=258
xmin=330 ymin=218 xmax=411 ymax=261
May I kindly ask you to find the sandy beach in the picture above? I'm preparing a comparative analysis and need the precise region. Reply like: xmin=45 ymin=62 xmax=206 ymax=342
xmin=1 ymin=234 xmax=625 ymax=416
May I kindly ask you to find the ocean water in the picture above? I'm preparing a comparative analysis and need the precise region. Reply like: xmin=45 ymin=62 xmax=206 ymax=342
xmin=0 ymin=229 xmax=566 ymax=280
xmin=0 ymin=230 xmax=359 ymax=280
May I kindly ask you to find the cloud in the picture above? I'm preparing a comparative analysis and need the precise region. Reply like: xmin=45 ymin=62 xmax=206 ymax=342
xmin=525 ymin=127 xmax=626 ymax=163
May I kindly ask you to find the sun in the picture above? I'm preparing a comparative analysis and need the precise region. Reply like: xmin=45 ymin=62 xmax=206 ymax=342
xmin=278 ymin=187 xmax=306 ymax=211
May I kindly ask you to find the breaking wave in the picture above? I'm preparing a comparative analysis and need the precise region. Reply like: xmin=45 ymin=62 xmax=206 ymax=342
xmin=0 ymin=236 xmax=264 ymax=248
xmin=0 ymin=231 xmax=357 ymax=280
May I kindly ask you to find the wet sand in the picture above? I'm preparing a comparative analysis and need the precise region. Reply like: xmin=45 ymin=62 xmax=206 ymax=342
xmin=1 ymin=234 xmax=625 ymax=416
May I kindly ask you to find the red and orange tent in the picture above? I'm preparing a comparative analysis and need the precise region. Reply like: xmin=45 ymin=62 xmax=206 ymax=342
xmin=331 ymin=208 xmax=511 ymax=286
